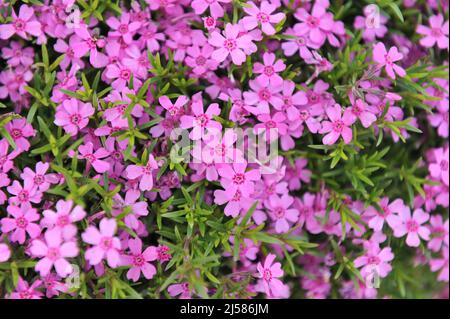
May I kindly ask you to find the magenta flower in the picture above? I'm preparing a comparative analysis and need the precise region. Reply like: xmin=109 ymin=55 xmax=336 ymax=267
xmin=345 ymin=99 xmax=377 ymax=128
xmin=353 ymin=6 xmax=388 ymax=42
xmin=7 ymin=180 xmax=42 ymax=206
xmin=30 ymin=228 xmax=79 ymax=277
xmin=256 ymin=254 xmax=284 ymax=297
xmin=0 ymin=243 xmax=10 ymax=262
xmin=72 ymin=26 xmax=108 ymax=68
xmin=217 ymin=162 xmax=261 ymax=198
xmin=185 ymin=44 xmax=219 ymax=75
xmin=191 ymin=0 xmax=231 ymax=18
xmin=430 ymin=248 xmax=449 ymax=282
xmin=363 ymin=197 xmax=404 ymax=232
xmin=253 ymin=52 xmax=286 ymax=87
xmin=319 ymin=104 xmax=355 ymax=145
xmin=82 ymin=218 xmax=121 ymax=268
xmin=42 ymin=200 xmax=86 ymax=240
xmin=125 ymin=155 xmax=159 ymax=192
xmin=214 ymin=189 xmax=251 ymax=217
xmin=0 ymin=139 xmax=19 ymax=173
xmin=180 ymin=100 xmax=222 ymax=140
xmin=2 ymin=41 xmax=34 ymax=67
xmin=427 ymin=216 xmax=449 ymax=252
xmin=242 ymin=1 xmax=286 ymax=36
xmin=76 ymin=142 xmax=110 ymax=174
xmin=0 ymin=5 xmax=41 ymax=40
xmin=244 ymin=79 xmax=283 ymax=115
xmin=106 ymin=13 xmax=141 ymax=44
xmin=54 ymin=98 xmax=95 ymax=136
xmin=168 ymin=283 xmax=192 ymax=299
xmin=20 ymin=162 xmax=55 ymax=192
xmin=293 ymin=2 xmax=334 ymax=47
xmin=111 ymin=190 xmax=148 ymax=230
xmin=1 ymin=204 xmax=41 ymax=244
xmin=254 ymin=112 xmax=288 ymax=142
xmin=354 ymin=243 xmax=394 ymax=279
xmin=429 ymin=147 xmax=449 ymax=186
xmin=5 ymin=118 xmax=35 ymax=152
xmin=123 ymin=238 xmax=158 ymax=282
xmin=277 ymin=80 xmax=308 ymax=120
xmin=209 ymin=23 xmax=256 ymax=65
xmin=159 ymin=95 xmax=188 ymax=118
xmin=393 ymin=208 xmax=430 ymax=247
xmin=372 ymin=42 xmax=406 ymax=79
xmin=416 ymin=14 xmax=449 ymax=49
xmin=267 ymin=194 xmax=299 ymax=233
xmin=105 ymin=63 xmax=137 ymax=90
xmin=7 ymin=277 xmax=43 ymax=299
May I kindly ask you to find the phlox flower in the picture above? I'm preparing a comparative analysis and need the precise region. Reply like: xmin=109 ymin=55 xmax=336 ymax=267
xmin=20 ymin=162 xmax=56 ymax=192
xmin=277 ymin=80 xmax=308 ymax=120
xmin=257 ymin=254 xmax=285 ymax=297
xmin=1 ymin=203 xmax=41 ymax=244
xmin=267 ymin=194 xmax=299 ymax=233
xmin=293 ymin=2 xmax=334 ymax=47
xmin=159 ymin=95 xmax=188 ymax=118
xmin=0 ymin=243 xmax=11 ymax=262
xmin=416 ymin=14 xmax=449 ymax=49
xmin=253 ymin=53 xmax=286 ymax=87
xmin=393 ymin=208 xmax=430 ymax=247
xmin=217 ymin=162 xmax=261 ymax=197
xmin=254 ymin=112 xmax=288 ymax=142
xmin=0 ymin=139 xmax=19 ymax=173
xmin=82 ymin=218 xmax=121 ymax=268
xmin=353 ymin=6 xmax=388 ymax=42
xmin=123 ymin=238 xmax=158 ymax=282
xmin=281 ymin=26 xmax=315 ymax=60
xmin=106 ymin=13 xmax=141 ymax=44
xmin=168 ymin=283 xmax=192 ymax=299
xmin=241 ymin=1 xmax=286 ymax=36
xmin=54 ymin=98 xmax=95 ymax=136
xmin=430 ymin=248 xmax=449 ymax=282
xmin=244 ymin=79 xmax=283 ymax=115
xmin=2 ymin=41 xmax=34 ymax=67
xmin=191 ymin=0 xmax=231 ymax=18
xmin=42 ymin=273 xmax=68 ymax=299
xmin=214 ymin=189 xmax=252 ymax=217
xmin=0 ymin=5 xmax=41 ymax=40
xmin=7 ymin=180 xmax=42 ymax=206
xmin=372 ymin=42 xmax=406 ymax=80
xmin=203 ymin=16 xmax=218 ymax=31
xmin=180 ymin=99 xmax=222 ymax=141
xmin=363 ymin=197 xmax=405 ymax=232
xmin=284 ymin=158 xmax=311 ymax=191
xmin=72 ymin=26 xmax=108 ymax=68
xmin=112 ymin=190 xmax=148 ymax=230
xmin=295 ymin=193 xmax=320 ymax=232
xmin=209 ymin=23 xmax=256 ymax=65
xmin=125 ymin=155 xmax=159 ymax=191
xmin=5 ymin=118 xmax=35 ymax=152
xmin=54 ymin=37 xmax=85 ymax=70
xmin=30 ymin=228 xmax=79 ymax=277
xmin=319 ymin=104 xmax=355 ymax=145
xmin=105 ymin=63 xmax=138 ymax=90
xmin=41 ymin=200 xmax=86 ymax=240
xmin=354 ymin=242 xmax=394 ymax=279
xmin=429 ymin=147 xmax=449 ymax=186
xmin=427 ymin=216 xmax=449 ymax=252
xmin=7 ymin=277 xmax=43 ymax=299
xmin=346 ymin=99 xmax=377 ymax=128
xmin=76 ymin=142 xmax=111 ymax=174
xmin=185 ymin=44 xmax=219 ymax=75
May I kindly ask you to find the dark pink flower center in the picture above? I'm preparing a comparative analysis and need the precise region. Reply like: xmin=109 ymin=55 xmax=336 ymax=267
xmin=16 ymin=216 xmax=28 ymax=229
xmin=265 ymin=120 xmax=277 ymax=129
xmin=57 ymin=215 xmax=70 ymax=227
xmin=196 ymin=56 xmax=207 ymax=66
xmin=70 ymin=113 xmax=82 ymax=125
xmin=99 ymin=237 xmax=113 ymax=250
xmin=18 ymin=190 xmax=29 ymax=202
xmin=257 ymin=12 xmax=269 ymax=23
xmin=224 ymin=39 xmax=237 ymax=51
xmin=264 ymin=66 xmax=275 ymax=76
xmin=133 ymin=254 xmax=145 ymax=267
xmin=232 ymin=173 xmax=246 ymax=185
xmin=332 ymin=120 xmax=344 ymax=133
xmin=431 ymin=28 xmax=443 ymax=37
xmin=120 ymin=69 xmax=131 ymax=80
xmin=195 ymin=114 xmax=209 ymax=127
xmin=232 ymin=190 xmax=242 ymax=202
xmin=118 ymin=24 xmax=129 ymax=34
xmin=14 ymin=19 xmax=26 ymax=31
xmin=299 ymin=110 xmax=310 ymax=121
xmin=10 ymin=128 xmax=22 ymax=139
xmin=83 ymin=153 xmax=96 ymax=163
xmin=47 ymin=248 xmax=61 ymax=261
xmin=273 ymin=207 xmax=285 ymax=219
xmin=34 ymin=174 xmax=44 ymax=185
xmin=367 ymin=256 xmax=380 ymax=265
xmin=306 ymin=16 xmax=319 ymax=28
xmin=263 ymin=268 xmax=272 ymax=281
xmin=258 ymin=89 xmax=271 ymax=101
xmin=406 ymin=220 xmax=419 ymax=232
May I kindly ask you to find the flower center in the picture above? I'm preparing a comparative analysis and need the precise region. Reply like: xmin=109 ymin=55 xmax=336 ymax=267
xmin=47 ymin=248 xmax=61 ymax=261
xmin=10 ymin=128 xmax=22 ymax=139
xmin=440 ymin=160 xmax=449 ymax=171
xmin=332 ymin=120 xmax=344 ymax=133
xmin=367 ymin=256 xmax=380 ymax=265
xmin=232 ymin=173 xmax=246 ymax=185
xmin=223 ymin=39 xmax=237 ymax=51
xmin=14 ymin=19 xmax=26 ymax=31
xmin=18 ymin=190 xmax=29 ymax=202
xmin=196 ymin=56 xmax=207 ymax=66
xmin=133 ymin=254 xmax=145 ymax=267
xmin=120 ymin=69 xmax=131 ymax=80
xmin=232 ymin=190 xmax=242 ymax=202
xmin=257 ymin=12 xmax=269 ymax=23
xmin=70 ymin=113 xmax=82 ymax=125
xmin=195 ymin=114 xmax=209 ymax=127
xmin=99 ymin=237 xmax=113 ymax=250
xmin=431 ymin=28 xmax=443 ymax=37
xmin=118 ymin=24 xmax=129 ymax=34
xmin=406 ymin=220 xmax=419 ymax=232
xmin=307 ymin=16 xmax=319 ymax=27
xmin=34 ymin=174 xmax=44 ymax=185
xmin=263 ymin=269 xmax=272 ymax=282
xmin=83 ymin=153 xmax=96 ymax=163
xmin=299 ymin=110 xmax=310 ymax=120
xmin=273 ymin=207 xmax=285 ymax=219
xmin=57 ymin=215 xmax=70 ymax=227
xmin=263 ymin=66 xmax=275 ymax=76
xmin=258 ymin=89 xmax=271 ymax=101
xmin=16 ymin=216 xmax=28 ymax=229
xmin=265 ymin=120 xmax=277 ymax=129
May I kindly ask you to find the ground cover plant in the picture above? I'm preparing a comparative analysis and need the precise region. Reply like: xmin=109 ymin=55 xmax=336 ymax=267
xmin=0 ymin=0 xmax=448 ymax=299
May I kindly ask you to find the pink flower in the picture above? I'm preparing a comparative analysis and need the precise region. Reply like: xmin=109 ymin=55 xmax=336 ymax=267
xmin=54 ymin=98 xmax=95 ymax=136
xmin=427 ymin=216 xmax=449 ymax=252
xmin=180 ymin=99 xmax=222 ymax=140
xmin=242 ymin=1 xmax=286 ymax=36
xmin=285 ymin=158 xmax=311 ymax=190
xmin=363 ymin=198 xmax=404 ymax=232
xmin=20 ymin=162 xmax=55 ymax=192
xmin=354 ymin=242 xmax=394 ymax=279
xmin=2 ymin=41 xmax=34 ymax=67
xmin=1 ymin=203 xmax=41 ymax=244
xmin=105 ymin=63 xmax=137 ymax=90
xmin=125 ymin=155 xmax=158 ymax=191
xmin=82 ymin=218 xmax=121 ymax=268
xmin=430 ymin=248 xmax=449 ymax=282
xmin=111 ymin=190 xmax=148 ymax=230
xmin=106 ymin=13 xmax=141 ymax=44
xmin=416 ymin=14 xmax=449 ymax=49
xmin=191 ymin=0 xmax=232 ymax=18
xmin=30 ymin=228 xmax=79 ymax=277
xmin=267 ymin=194 xmax=299 ymax=233
xmin=0 ymin=5 xmax=42 ymax=40
xmin=7 ymin=180 xmax=42 ymax=206
xmin=0 ymin=243 xmax=11 ymax=262
xmin=0 ymin=138 xmax=19 ymax=173
xmin=244 ymin=79 xmax=283 ymax=115
xmin=253 ymin=52 xmax=286 ymax=87
xmin=209 ymin=23 xmax=256 ymax=65
xmin=168 ymin=283 xmax=192 ymax=299
xmin=7 ymin=277 xmax=43 ymax=299
xmin=123 ymin=238 xmax=158 ymax=282
xmin=41 ymin=200 xmax=86 ymax=240
xmin=185 ymin=44 xmax=219 ymax=75
xmin=346 ymin=99 xmax=377 ymax=128
xmin=354 ymin=6 xmax=388 ymax=42
xmin=256 ymin=254 xmax=284 ymax=297
xmin=5 ymin=118 xmax=35 ymax=152
xmin=159 ymin=95 xmax=188 ymax=118
xmin=72 ymin=26 xmax=108 ymax=68
xmin=393 ymin=208 xmax=430 ymax=247
xmin=372 ymin=42 xmax=406 ymax=80
xmin=319 ymin=104 xmax=355 ymax=145
xmin=293 ymin=2 xmax=334 ymax=47
xmin=277 ymin=80 xmax=308 ymax=120
xmin=429 ymin=147 xmax=449 ymax=186
xmin=214 ymin=189 xmax=252 ymax=217
xmin=77 ymin=142 xmax=110 ymax=174
xmin=254 ymin=112 xmax=288 ymax=142
xmin=217 ymin=162 xmax=261 ymax=198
